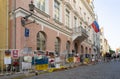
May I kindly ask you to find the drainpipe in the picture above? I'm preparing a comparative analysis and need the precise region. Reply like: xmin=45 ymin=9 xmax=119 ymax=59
xmin=12 ymin=0 xmax=16 ymax=49
xmin=6 ymin=0 xmax=9 ymax=49
xmin=11 ymin=0 xmax=17 ymax=73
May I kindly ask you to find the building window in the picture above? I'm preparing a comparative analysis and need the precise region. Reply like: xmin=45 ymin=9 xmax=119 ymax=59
xmin=55 ymin=37 xmax=60 ymax=55
xmin=54 ymin=0 xmax=60 ymax=21
xmin=34 ymin=0 xmax=45 ymax=12
xmin=80 ymin=22 xmax=82 ymax=27
xmin=74 ymin=16 xmax=77 ymax=32
xmin=74 ymin=16 xmax=77 ymax=28
xmin=73 ymin=0 xmax=76 ymax=9
xmin=65 ymin=9 xmax=70 ymax=27
xmin=88 ymin=17 xmax=90 ymax=22
xmin=66 ymin=41 xmax=70 ymax=53
xmin=89 ymin=48 xmax=91 ymax=53
xmin=100 ymin=39 xmax=102 ymax=43
xmin=79 ymin=7 xmax=82 ymax=15
xmin=37 ymin=32 xmax=46 ymax=51
xmin=84 ymin=12 xmax=86 ymax=21
xmin=101 ymin=46 xmax=103 ymax=49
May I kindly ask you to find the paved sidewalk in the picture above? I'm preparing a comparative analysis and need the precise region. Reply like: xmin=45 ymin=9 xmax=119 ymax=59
xmin=0 ymin=62 xmax=91 ymax=79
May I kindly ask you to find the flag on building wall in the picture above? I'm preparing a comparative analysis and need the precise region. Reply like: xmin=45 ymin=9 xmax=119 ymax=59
xmin=91 ymin=21 xmax=100 ymax=33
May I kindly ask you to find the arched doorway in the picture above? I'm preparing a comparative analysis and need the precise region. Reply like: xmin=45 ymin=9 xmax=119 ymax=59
xmin=89 ymin=48 xmax=91 ymax=54
xmin=85 ymin=47 xmax=88 ymax=54
xmin=74 ymin=43 xmax=78 ymax=54
xmin=80 ymin=45 xmax=84 ymax=63
xmin=94 ymin=49 xmax=96 ymax=53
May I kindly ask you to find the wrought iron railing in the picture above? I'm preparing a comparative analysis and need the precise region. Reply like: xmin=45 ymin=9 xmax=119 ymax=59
xmin=73 ymin=26 xmax=88 ymax=35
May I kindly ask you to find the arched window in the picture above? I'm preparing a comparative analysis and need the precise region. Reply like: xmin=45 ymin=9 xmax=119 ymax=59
xmin=85 ymin=47 xmax=88 ymax=53
xmin=89 ymin=48 xmax=91 ymax=53
xmin=55 ymin=37 xmax=60 ymax=55
xmin=37 ymin=32 xmax=46 ymax=51
xmin=66 ymin=41 xmax=70 ymax=53
xmin=81 ymin=45 xmax=84 ymax=53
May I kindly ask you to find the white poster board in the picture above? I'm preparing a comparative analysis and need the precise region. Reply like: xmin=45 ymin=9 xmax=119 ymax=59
xmin=4 ymin=57 xmax=11 ymax=64
xmin=55 ymin=57 xmax=61 ymax=63
xmin=22 ymin=62 xmax=31 ymax=70
xmin=24 ymin=56 xmax=32 ymax=62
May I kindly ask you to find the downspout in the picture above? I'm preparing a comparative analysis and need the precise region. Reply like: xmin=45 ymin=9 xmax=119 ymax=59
xmin=6 ymin=0 xmax=9 ymax=49
xmin=12 ymin=0 xmax=16 ymax=49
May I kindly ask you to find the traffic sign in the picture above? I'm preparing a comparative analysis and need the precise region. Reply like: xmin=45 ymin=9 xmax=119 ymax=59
xmin=25 ymin=28 xmax=29 ymax=37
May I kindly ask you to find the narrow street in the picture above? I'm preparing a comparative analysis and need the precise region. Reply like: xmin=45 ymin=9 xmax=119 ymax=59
xmin=23 ymin=61 xmax=120 ymax=79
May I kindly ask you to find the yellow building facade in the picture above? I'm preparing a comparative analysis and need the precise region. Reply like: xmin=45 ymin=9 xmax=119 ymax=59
xmin=0 ymin=0 xmax=9 ymax=72
xmin=0 ymin=0 xmax=8 ymax=49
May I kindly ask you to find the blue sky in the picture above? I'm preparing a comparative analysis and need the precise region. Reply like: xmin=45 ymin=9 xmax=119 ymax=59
xmin=94 ymin=0 xmax=120 ymax=50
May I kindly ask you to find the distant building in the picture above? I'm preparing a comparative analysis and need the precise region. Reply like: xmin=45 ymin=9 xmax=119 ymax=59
xmin=116 ymin=48 xmax=120 ymax=53
xmin=100 ymin=27 xmax=109 ymax=56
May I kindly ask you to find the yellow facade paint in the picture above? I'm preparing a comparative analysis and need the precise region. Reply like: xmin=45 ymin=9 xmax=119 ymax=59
xmin=0 ymin=0 xmax=8 ymax=71
xmin=0 ymin=0 xmax=8 ymax=49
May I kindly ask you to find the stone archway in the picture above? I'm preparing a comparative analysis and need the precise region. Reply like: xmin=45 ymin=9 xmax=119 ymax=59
xmin=74 ymin=43 xmax=78 ymax=53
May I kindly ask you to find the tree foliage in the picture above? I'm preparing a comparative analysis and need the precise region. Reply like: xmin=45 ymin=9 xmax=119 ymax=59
xmin=109 ymin=49 xmax=115 ymax=54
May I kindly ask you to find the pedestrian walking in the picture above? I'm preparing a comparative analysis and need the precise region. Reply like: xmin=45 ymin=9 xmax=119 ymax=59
xmin=91 ymin=54 xmax=95 ymax=65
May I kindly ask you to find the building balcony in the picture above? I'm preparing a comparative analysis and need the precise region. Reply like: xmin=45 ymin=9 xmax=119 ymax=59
xmin=72 ymin=26 xmax=88 ymax=42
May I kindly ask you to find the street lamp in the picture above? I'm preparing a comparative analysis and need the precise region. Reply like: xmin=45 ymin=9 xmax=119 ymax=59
xmin=21 ymin=15 xmax=35 ymax=27
xmin=29 ymin=1 xmax=35 ymax=12
xmin=21 ymin=1 xmax=35 ymax=27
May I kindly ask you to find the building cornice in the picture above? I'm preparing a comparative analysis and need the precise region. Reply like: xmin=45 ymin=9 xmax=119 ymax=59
xmin=9 ymin=7 xmax=72 ymax=37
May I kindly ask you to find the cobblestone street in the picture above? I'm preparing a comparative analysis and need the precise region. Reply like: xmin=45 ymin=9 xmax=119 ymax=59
xmin=23 ymin=61 xmax=120 ymax=79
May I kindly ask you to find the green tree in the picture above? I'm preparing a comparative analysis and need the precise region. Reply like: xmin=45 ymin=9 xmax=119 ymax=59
xmin=109 ymin=46 xmax=115 ymax=54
